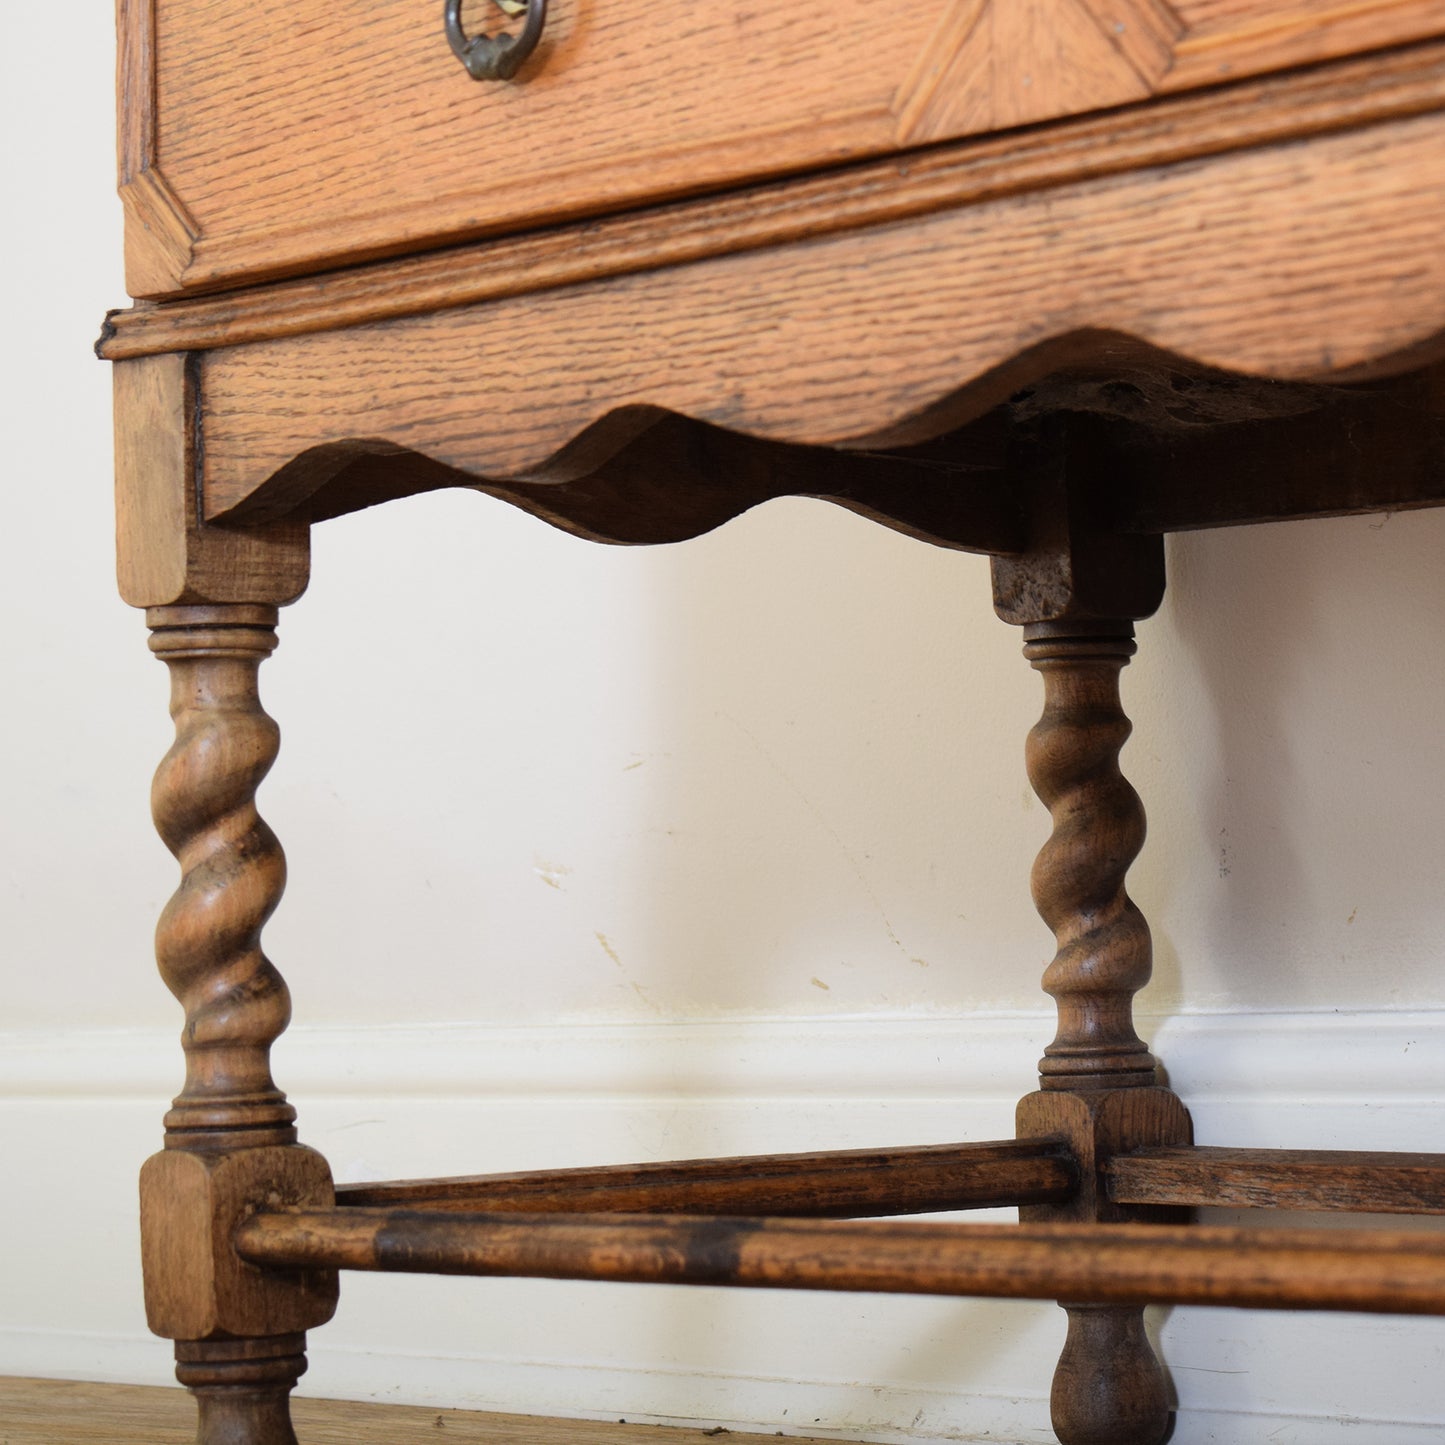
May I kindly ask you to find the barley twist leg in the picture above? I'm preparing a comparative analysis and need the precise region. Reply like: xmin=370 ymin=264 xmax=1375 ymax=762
xmin=149 ymin=605 xmax=296 ymax=1149
xmin=143 ymin=605 xmax=335 ymax=1445
xmin=1024 ymin=620 xmax=1157 ymax=1093
xmin=1020 ymin=620 xmax=1177 ymax=1445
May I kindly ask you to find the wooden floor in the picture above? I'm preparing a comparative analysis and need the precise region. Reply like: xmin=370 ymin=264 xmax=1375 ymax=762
xmin=0 ymin=1378 xmax=863 ymax=1445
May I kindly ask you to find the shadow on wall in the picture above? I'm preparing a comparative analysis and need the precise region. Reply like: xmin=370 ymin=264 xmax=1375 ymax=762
xmin=273 ymin=489 xmax=1445 ymax=1028
xmin=582 ymin=493 xmax=1042 ymax=1025
xmin=271 ymin=487 xmax=1445 ymax=1031
xmin=602 ymin=494 xmax=1060 ymax=1423
xmin=1141 ymin=507 xmax=1445 ymax=1014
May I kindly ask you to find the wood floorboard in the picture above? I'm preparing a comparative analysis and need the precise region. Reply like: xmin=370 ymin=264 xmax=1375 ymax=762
xmin=0 ymin=1377 xmax=861 ymax=1445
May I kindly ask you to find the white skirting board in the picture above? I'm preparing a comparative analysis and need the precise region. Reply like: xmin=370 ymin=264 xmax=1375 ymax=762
xmin=4 ymin=1010 xmax=1443 ymax=1445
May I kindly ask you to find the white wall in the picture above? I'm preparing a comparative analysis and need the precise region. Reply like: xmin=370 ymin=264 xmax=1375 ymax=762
xmin=3 ymin=11 xmax=1444 ymax=1443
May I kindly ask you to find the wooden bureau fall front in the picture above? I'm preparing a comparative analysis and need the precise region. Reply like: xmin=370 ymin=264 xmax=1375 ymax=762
xmin=102 ymin=2 xmax=1445 ymax=1443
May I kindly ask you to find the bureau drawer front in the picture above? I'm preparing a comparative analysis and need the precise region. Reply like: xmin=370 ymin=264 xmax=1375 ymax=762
xmin=122 ymin=0 xmax=1445 ymax=298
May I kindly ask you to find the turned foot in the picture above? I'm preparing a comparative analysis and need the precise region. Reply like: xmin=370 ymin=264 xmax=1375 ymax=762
xmin=176 ymin=1335 xmax=307 ymax=1445
xmin=1051 ymin=1306 xmax=1170 ymax=1445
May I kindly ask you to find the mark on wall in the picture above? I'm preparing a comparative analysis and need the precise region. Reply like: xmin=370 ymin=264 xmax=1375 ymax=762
xmin=596 ymin=930 xmax=664 ymax=1014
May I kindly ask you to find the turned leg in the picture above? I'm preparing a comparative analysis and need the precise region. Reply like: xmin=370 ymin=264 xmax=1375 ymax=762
xmin=1024 ymin=622 xmax=1157 ymax=1092
xmin=149 ymin=606 xmax=295 ymax=1149
xmin=140 ymin=606 xmax=337 ymax=1445
xmin=115 ymin=352 xmax=333 ymax=1443
xmin=1014 ymin=620 xmax=1188 ymax=1445
xmin=991 ymin=423 xmax=1190 ymax=1445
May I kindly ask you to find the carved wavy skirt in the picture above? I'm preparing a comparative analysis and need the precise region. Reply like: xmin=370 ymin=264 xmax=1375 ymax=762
xmin=103 ymin=45 xmax=1445 ymax=552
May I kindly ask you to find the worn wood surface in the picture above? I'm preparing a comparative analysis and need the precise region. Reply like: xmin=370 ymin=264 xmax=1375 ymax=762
xmin=1016 ymin=1094 xmax=1190 ymax=1443
xmin=337 ymin=1139 xmax=1077 ymax=1218
xmin=235 ymin=1211 xmax=1445 ymax=1315
xmin=98 ymin=41 xmax=1445 ymax=360
xmin=1110 ymin=1147 xmax=1445 ymax=1213
xmin=113 ymin=355 xmax=308 ymax=608
xmin=121 ymin=360 xmax=1445 ymax=559
xmin=1019 ymin=625 xmax=1159 ymax=1087
xmin=1003 ymin=597 xmax=1191 ymax=1444
xmin=140 ymin=1149 xmax=336 ymax=1340
xmin=177 ymin=108 xmax=1445 ymax=531
xmin=1018 ymin=1094 xmax=1191 ymax=1227
xmin=144 ymin=607 xmax=328 ymax=1442
xmin=1108 ymin=367 xmax=1445 ymax=532
xmin=989 ymin=419 xmax=1167 ymax=625
xmin=1015 ymin=1094 xmax=1191 ymax=1442
xmin=171 ymin=1336 xmax=311 ymax=1445
xmin=147 ymin=607 xmax=298 ymax=1149
xmin=121 ymin=0 xmax=1445 ymax=294
xmin=0 ymin=1378 xmax=857 ymax=1445
xmin=1048 ymin=1306 xmax=1169 ymax=1445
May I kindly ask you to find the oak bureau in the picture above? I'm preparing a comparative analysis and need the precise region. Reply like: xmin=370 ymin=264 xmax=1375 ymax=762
xmin=101 ymin=1 xmax=1445 ymax=1442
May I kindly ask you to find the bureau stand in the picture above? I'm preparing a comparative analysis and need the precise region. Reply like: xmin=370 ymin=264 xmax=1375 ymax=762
xmin=102 ymin=7 xmax=1445 ymax=1441
xmin=110 ymin=375 xmax=1445 ymax=1445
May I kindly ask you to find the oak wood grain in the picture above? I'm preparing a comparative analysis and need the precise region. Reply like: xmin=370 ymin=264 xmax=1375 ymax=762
xmin=140 ymin=1149 xmax=336 ymax=1340
xmin=336 ymin=1139 xmax=1078 ymax=1218
xmin=187 ymin=108 xmax=1445 ymax=528
xmin=141 ymin=606 xmax=336 ymax=1444
xmin=171 ymin=1336 xmax=311 ymax=1445
xmin=113 ymin=355 xmax=309 ymax=608
xmin=115 ymin=0 xmax=197 ymax=296
xmin=130 ymin=0 xmax=941 ymax=294
xmin=1002 ymin=585 xmax=1190 ymax=1444
xmin=900 ymin=0 xmax=1445 ymax=140
xmin=1014 ymin=1092 xmax=1192 ymax=1444
xmin=1109 ymin=1147 xmax=1445 ymax=1213
xmin=98 ymin=39 xmax=1445 ymax=362
xmin=1022 ymin=627 xmax=1158 ymax=1087
xmin=235 ymin=1210 xmax=1445 ymax=1315
xmin=145 ymin=607 xmax=300 ymax=1149
xmin=1049 ymin=1306 xmax=1169 ymax=1445
xmin=1166 ymin=0 xmax=1445 ymax=89
xmin=122 ymin=0 xmax=1445 ymax=294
